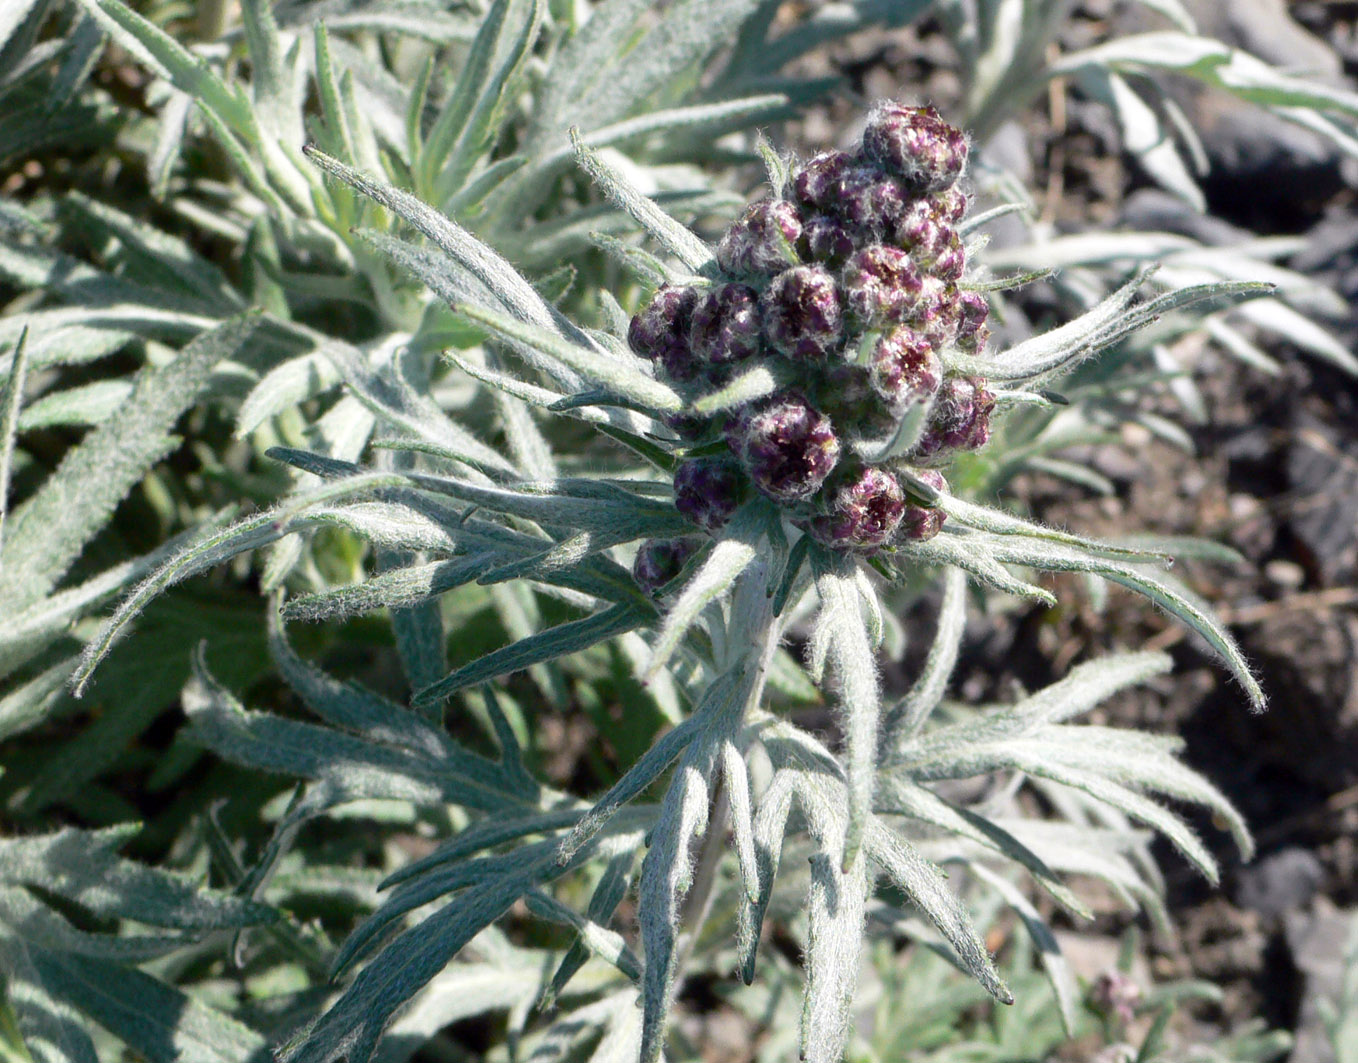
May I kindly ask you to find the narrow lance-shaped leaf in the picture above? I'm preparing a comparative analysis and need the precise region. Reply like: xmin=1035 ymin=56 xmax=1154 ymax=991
xmin=864 ymin=818 xmax=1011 ymax=1004
xmin=645 ymin=505 xmax=764 ymax=681
xmin=813 ymin=559 xmax=881 ymax=872
xmin=71 ymin=471 xmax=410 ymax=694
xmin=801 ymin=852 xmax=870 ymax=1063
xmin=26 ymin=949 xmax=271 ymax=1063
xmin=413 ymin=601 xmax=651 ymax=706
xmin=638 ymin=746 xmax=715 ymax=1063
xmin=0 ymin=325 xmax=28 ymax=556
xmin=570 ymin=131 xmax=715 ymax=274
xmin=304 ymin=148 xmax=593 ymax=350
xmin=2 ymin=313 xmax=261 ymax=613
xmin=453 ymin=301 xmax=683 ymax=414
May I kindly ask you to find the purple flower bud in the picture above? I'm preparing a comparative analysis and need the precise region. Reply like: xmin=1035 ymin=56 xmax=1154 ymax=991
xmin=799 ymin=213 xmax=857 ymax=268
xmin=955 ymin=289 xmax=990 ymax=353
xmin=868 ymin=327 xmax=943 ymax=418
xmin=897 ymin=503 xmax=946 ymax=541
xmin=915 ymin=376 xmax=995 ymax=458
xmin=689 ymin=283 xmax=762 ymax=366
xmin=836 ymin=165 xmax=909 ymax=234
xmin=633 ymin=537 xmax=699 ymax=594
xmin=629 ymin=285 xmax=698 ymax=380
xmin=863 ymin=102 xmax=968 ymax=192
xmin=761 ymin=265 xmax=844 ymax=361
xmin=891 ymin=199 xmax=946 ymax=258
xmin=926 ymin=229 xmax=966 ymax=283
xmin=792 ymin=151 xmax=858 ymax=213
xmin=908 ymin=276 xmax=957 ymax=349
xmin=673 ymin=457 xmax=744 ymax=532
xmin=810 ymin=466 xmax=906 ymax=552
xmin=726 ymin=391 xmax=841 ymax=503
xmin=934 ymin=185 xmax=969 ymax=223
xmin=716 ymin=199 xmax=802 ymax=277
xmin=842 ymin=245 xmax=924 ymax=328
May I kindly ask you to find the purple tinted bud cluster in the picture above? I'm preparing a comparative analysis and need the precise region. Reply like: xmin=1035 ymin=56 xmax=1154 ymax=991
xmin=633 ymin=537 xmax=699 ymax=594
xmin=626 ymin=99 xmax=994 ymax=553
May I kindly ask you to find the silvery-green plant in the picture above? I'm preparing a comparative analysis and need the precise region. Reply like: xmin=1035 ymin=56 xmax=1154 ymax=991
xmin=34 ymin=99 xmax=1279 ymax=1063
xmin=5 ymin=2 xmax=1348 ymax=1061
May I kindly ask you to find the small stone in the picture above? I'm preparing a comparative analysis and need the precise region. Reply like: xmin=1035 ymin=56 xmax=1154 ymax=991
xmin=761 ymin=265 xmax=844 ymax=361
xmin=673 ymin=457 xmax=744 ymax=532
xmin=689 ymin=283 xmax=762 ymax=367
xmin=716 ymin=199 xmax=803 ymax=277
xmin=726 ymin=391 xmax=841 ymax=503
xmin=811 ymin=466 xmax=906 ymax=552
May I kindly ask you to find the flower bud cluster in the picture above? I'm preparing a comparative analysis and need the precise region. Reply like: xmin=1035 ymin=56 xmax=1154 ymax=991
xmin=630 ymin=102 xmax=998 ymax=561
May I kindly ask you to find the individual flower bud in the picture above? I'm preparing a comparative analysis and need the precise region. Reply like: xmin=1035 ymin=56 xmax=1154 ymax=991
xmin=842 ymin=246 xmax=923 ymax=328
xmin=955 ymin=289 xmax=990 ymax=352
xmin=908 ymin=276 xmax=957 ymax=349
xmin=792 ymin=150 xmax=858 ymax=212
xmin=862 ymin=102 xmax=968 ymax=192
xmin=629 ymin=285 xmax=698 ymax=379
xmin=915 ymin=375 xmax=995 ymax=458
xmin=633 ymin=537 xmax=699 ymax=594
xmin=689 ymin=283 xmax=762 ymax=367
xmin=836 ymin=165 xmax=909 ymax=234
xmin=726 ymin=391 xmax=841 ymax=503
xmin=897 ymin=502 xmax=946 ymax=541
xmin=892 ymin=199 xmax=942 ymax=250
xmin=926 ymin=229 xmax=966 ymax=283
xmin=810 ymin=466 xmax=906 ymax=552
xmin=716 ymin=198 xmax=802 ymax=277
xmin=761 ymin=265 xmax=844 ymax=361
xmin=799 ymin=213 xmax=857 ymax=267
xmin=933 ymin=185 xmax=968 ymax=223
xmin=868 ymin=327 xmax=942 ymax=418
xmin=673 ymin=456 xmax=744 ymax=532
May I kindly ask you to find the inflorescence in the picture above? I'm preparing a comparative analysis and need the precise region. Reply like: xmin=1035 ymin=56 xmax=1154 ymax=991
xmin=630 ymin=103 xmax=993 ymax=584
